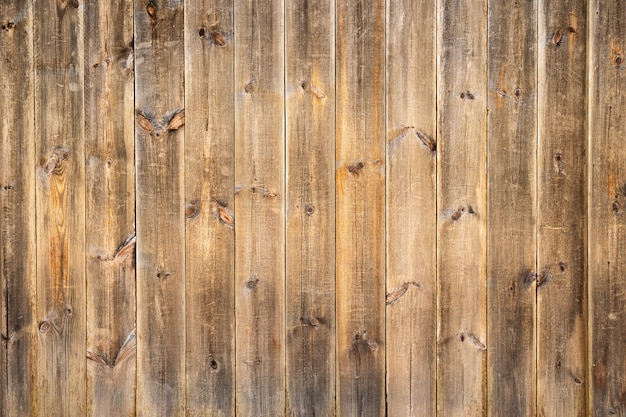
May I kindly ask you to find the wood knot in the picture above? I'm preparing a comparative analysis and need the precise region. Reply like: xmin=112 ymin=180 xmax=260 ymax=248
xmin=551 ymin=29 xmax=562 ymax=47
xmin=460 ymin=90 xmax=475 ymax=100
xmin=415 ymin=129 xmax=436 ymax=153
xmin=38 ymin=321 xmax=51 ymax=334
xmin=304 ymin=203 xmax=315 ymax=216
xmin=167 ymin=109 xmax=185 ymax=131
xmin=185 ymin=199 xmax=200 ymax=219
xmin=210 ymin=29 xmax=226 ymax=46
xmin=215 ymin=205 xmax=234 ymax=229
xmin=245 ymin=79 xmax=256 ymax=94
xmin=245 ymin=276 xmax=259 ymax=290
xmin=156 ymin=268 xmax=171 ymax=279
xmin=2 ymin=22 xmax=16 ymax=31
xmin=146 ymin=2 xmax=157 ymax=19
xmin=43 ymin=147 xmax=70 ymax=175
xmin=348 ymin=161 xmax=364 ymax=175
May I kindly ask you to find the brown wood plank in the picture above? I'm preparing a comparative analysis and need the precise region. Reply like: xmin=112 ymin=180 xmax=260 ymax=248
xmin=134 ymin=0 xmax=185 ymax=415
xmin=336 ymin=0 xmax=386 ymax=415
xmin=285 ymin=0 xmax=335 ymax=416
xmin=588 ymin=1 xmax=626 ymax=415
xmin=436 ymin=0 xmax=488 ymax=415
xmin=486 ymin=1 xmax=537 ymax=416
xmin=0 ymin=1 xmax=36 ymax=415
xmin=184 ymin=1 xmax=235 ymax=415
xmin=84 ymin=1 xmax=136 ymax=416
xmin=536 ymin=1 xmax=587 ymax=415
xmin=385 ymin=0 xmax=437 ymax=415
xmin=33 ymin=0 xmax=86 ymax=415
xmin=233 ymin=0 xmax=285 ymax=415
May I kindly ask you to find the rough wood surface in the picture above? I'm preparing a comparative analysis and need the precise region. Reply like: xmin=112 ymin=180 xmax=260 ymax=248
xmin=285 ymin=1 xmax=335 ymax=416
xmin=437 ymin=0 xmax=488 ymax=415
xmin=0 ymin=1 xmax=35 ymax=415
xmin=537 ymin=1 xmax=587 ymax=415
xmin=185 ymin=1 xmax=235 ymax=415
xmin=385 ymin=0 xmax=436 ymax=415
xmin=336 ymin=0 xmax=386 ymax=415
xmin=134 ymin=1 xmax=186 ymax=415
xmin=233 ymin=0 xmax=285 ymax=415
xmin=486 ymin=1 xmax=537 ymax=416
xmin=84 ymin=1 xmax=136 ymax=416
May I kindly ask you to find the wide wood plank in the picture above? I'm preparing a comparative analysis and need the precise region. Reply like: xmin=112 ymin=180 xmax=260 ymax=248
xmin=285 ymin=0 xmax=335 ymax=416
xmin=234 ymin=0 xmax=285 ymax=415
xmin=336 ymin=0 xmax=386 ymax=415
xmin=184 ymin=1 xmax=235 ymax=415
xmin=34 ymin=0 xmax=86 ymax=415
xmin=84 ymin=1 xmax=136 ymax=416
xmin=436 ymin=0 xmax=488 ymax=415
xmin=134 ymin=1 xmax=185 ymax=415
xmin=588 ymin=1 xmax=626 ymax=415
xmin=385 ymin=0 xmax=436 ymax=415
xmin=537 ymin=1 xmax=587 ymax=415
xmin=486 ymin=1 xmax=537 ymax=416
xmin=0 ymin=2 xmax=36 ymax=415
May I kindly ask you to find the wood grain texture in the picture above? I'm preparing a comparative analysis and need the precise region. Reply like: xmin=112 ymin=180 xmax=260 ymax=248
xmin=336 ymin=0 xmax=386 ymax=415
xmin=385 ymin=0 xmax=436 ymax=415
xmin=285 ymin=0 xmax=335 ymax=416
xmin=184 ymin=1 xmax=235 ymax=415
xmin=34 ymin=0 xmax=86 ymax=415
xmin=234 ymin=0 xmax=285 ymax=415
xmin=134 ymin=0 xmax=185 ymax=415
xmin=537 ymin=0 xmax=587 ymax=415
xmin=486 ymin=1 xmax=537 ymax=416
xmin=0 ymin=1 xmax=35 ymax=415
xmin=436 ymin=0 xmax=488 ymax=415
xmin=84 ymin=1 xmax=136 ymax=416
xmin=588 ymin=1 xmax=626 ymax=415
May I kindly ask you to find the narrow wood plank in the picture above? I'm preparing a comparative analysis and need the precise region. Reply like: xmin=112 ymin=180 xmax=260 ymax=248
xmin=588 ymin=1 xmax=626 ymax=415
xmin=436 ymin=0 xmax=488 ymax=415
xmin=84 ymin=1 xmax=136 ymax=416
xmin=537 ymin=1 xmax=587 ymax=415
xmin=185 ymin=1 xmax=235 ymax=415
xmin=336 ymin=0 xmax=385 ymax=415
xmin=385 ymin=0 xmax=436 ymax=415
xmin=234 ymin=0 xmax=285 ymax=415
xmin=33 ymin=0 xmax=86 ymax=415
xmin=134 ymin=1 xmax=185 ymax=415
xmin=285 ymin=1 xmax=335 ymax=416
xmin=486 ymin=1 xmax=537 ymax=416
xmin=0 ymin=2 xmax=36 ymax=415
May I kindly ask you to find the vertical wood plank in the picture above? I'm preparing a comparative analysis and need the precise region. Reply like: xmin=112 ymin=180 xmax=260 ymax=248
xmin=134 ymin=0 xmax=185 ymax=415
xmin=0 ymin=2 xmax=36 ymax=415
xmin=486 ymin=1 xmax=537 ymax=416
xmin=285 ymin=0 xmax=335 ymax=416
xmin=234 ymin=0 xmax=285 ymax=415
xmin=185 ymin=1 xmax=235 ymax=415
xmin=84 ymin=1 xmax=136 ymax=416
xmin=588 ymin=1 xmax=626 ymax=415
xmin=385 ymin=0 xmax=436 ymax=415
xmin=336 ymin=0 xmax=385 ymax=415
xmin=34 ymin=0 xmax=86 ymax=415
xmin=537 ymin=1 xmax=587 ymax=415
xmin=436 ymin=0 xmax=487 ymax=415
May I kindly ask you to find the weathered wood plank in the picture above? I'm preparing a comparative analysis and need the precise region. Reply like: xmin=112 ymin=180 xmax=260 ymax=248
xmin=234 ymin=0 xmax=285 ymax=415
xmin=285 ymin=0 xmax=335 ymax=416
xmin=537 ymin=1 xmax=587 ymax=415
xmin=336 ymin=0 xmax=385 ymax=415
xmin=84 ymin=1 xmax=136 ymax=416
xmin=34 ymin=0 xmax=86 ymax=415
xmin=588 ymin=1 xmax=626 ymax=415
xmin=185 ymin=1 xmax=235 ymax=415
xmin=134 ymin=1 xmax=185 ymax=415
xmin=0 ymin=2 xmax=36 ymax=415
xmin=436 ymin=0 xmax=488 ymax=415
xmin=486 ymin=1 xmax=537 ymax=416
xmin=385 ymin=0 xmax=436 ymax=415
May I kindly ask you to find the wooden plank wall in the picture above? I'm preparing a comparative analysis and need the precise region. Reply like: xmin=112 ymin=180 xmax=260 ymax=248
xmin=2 ymin=1 xmax=626 ymax=416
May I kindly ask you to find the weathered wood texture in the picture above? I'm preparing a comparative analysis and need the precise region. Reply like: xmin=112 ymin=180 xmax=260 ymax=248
xmin=285 ymin=1 xmax=335 ymax=416
xmin=134 ymin=0 xmax=186 ymax=415
xmin=537 ymin=0 xmax=587 ymax=416
xmin=437 ymin=0 xmax=488 ymax=415
xmin=385 ymin=0 xmax=436 ymax=415
xmin=233 ymin=0 xmax=285 ymax=415
xmin=184 ymin=1 xmax=235 ymax=416
xmin=589 ymin=1 xmax=626 ymax=416
xmin=486 ymin=1 xmax=537 ymax=416
xmin=0 ymin=2 xmax=35 ymax=416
